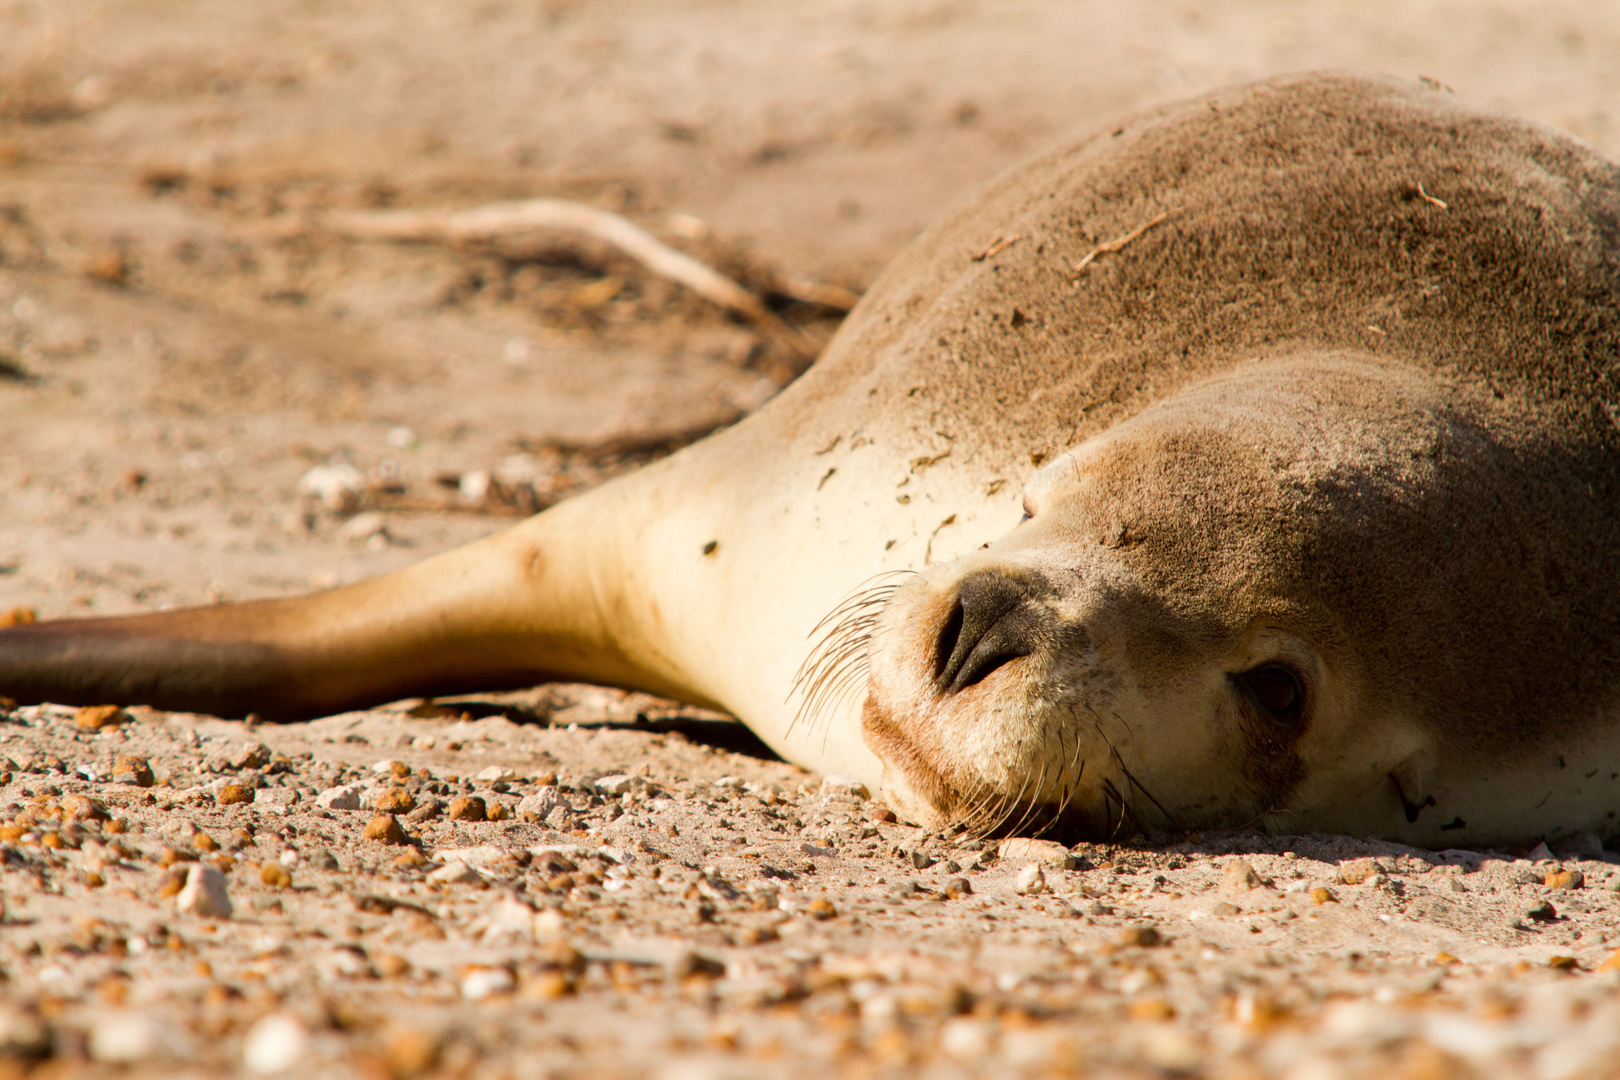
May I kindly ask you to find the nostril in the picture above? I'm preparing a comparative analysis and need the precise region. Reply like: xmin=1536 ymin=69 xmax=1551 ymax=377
xmin=933 ymin=572 xmax=1039 ymax=693
xmin=933 ymin=599 xmax=965 ymax=684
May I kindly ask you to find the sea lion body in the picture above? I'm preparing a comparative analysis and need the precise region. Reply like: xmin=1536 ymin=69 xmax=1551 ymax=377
xmin=3 ymin=74 xmax=1618 ymax=847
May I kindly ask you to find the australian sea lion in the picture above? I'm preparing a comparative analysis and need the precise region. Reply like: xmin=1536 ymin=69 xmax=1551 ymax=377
xmin=2 ymin=73 xmax=1618 ymax=848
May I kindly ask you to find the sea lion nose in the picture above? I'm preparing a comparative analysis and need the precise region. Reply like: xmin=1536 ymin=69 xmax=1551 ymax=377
xmin=933 ymin=572 xmax=1039 ymax=693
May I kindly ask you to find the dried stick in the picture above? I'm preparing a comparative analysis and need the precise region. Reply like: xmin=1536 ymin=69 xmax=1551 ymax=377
xmin=1070 ymin=209 xmax=1177 ymax=277
xmin=322 ymin=199 xmax=820 ymax=358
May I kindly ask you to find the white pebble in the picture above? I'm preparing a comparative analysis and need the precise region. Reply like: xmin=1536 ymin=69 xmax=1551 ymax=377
xmin=1015 ymin=862 xmax=1048 ymax=895
xmin=242 ymin=1014 xmax=309 ymax=1074
xmin=819 ymin=774 xmax=870 ymax=800
xmin=313 ymin=784 xmax=363 ymax=811
xmin=296 ymin=462 xmax=364 ymax=512
xmin=476 ymin=765 xmax=516 ymax=782
xmin=337 ymin=512 xmax=387 ymax=544
xmin=176 ymin=864 xmax=232 ymax=919
xmin=89 ymin=1012 xmax=173 ymax=1063
xmin=427 ymin=861 xmax=482 ymax=885
xmin=461 ymin=966 xmax=515 ymax=1001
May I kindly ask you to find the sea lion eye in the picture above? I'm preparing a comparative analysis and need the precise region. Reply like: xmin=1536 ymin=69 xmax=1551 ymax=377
xmin=1233 ymin=664 xmax=1305 ymax=727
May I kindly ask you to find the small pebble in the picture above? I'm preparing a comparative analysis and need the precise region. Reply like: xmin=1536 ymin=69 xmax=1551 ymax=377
xmin=1310 ymin=887 xmax=1337 ymax=905
xmin=363 ymin=815 xmax=408 ymax=844
xmin=945 ymin=877 xmax=973 ymax=898
xmin=314 ymin=785 xmax=363 ymax=811
xmin=74 ymin=705 xmax=127 ymax=732
xmin=176 ymin=864 xmax=232 ymax=919
xmin=61 ymin=794 xmax=108 ymax=822
xmin=393 ymin=849 xmax=426 ymax=869
xmin=374 ymin=788 xmax=416 ymax=813
xmin=448 ymin=796 xmax=487 ymax=822
xmin=217 ymin=784 xmax=254 ymax=806
xmin=1544 ymin=868 xmax=1583 ymax=890
xmin=1015 ymin=863 xmax=1048 ymax=895
xmin=1221 ymin=860 xmax=1263 ymax=892
xmin=261 ymin=863 xmax=292 ymax=889
xmin=1119 ymin=924 xmax=1164 ymax=947
xmin=806 ymin=898 xmax=837 ymax=920
xmin=998 ymin=837 xmax=1072 ymax=867
xmin=113 ymin=756 xmax=156 ymax=787
xmin=461 ymin=966 xmax=516 ymax=1001
xmin=427 ymin=861 xmax=481 ymax=885
xmin=0 ymin=606 xmax=37 ymax=628
xmin=242 ymin=1014 xmax=309 ymax=1074
xmin=819 ymin=774 xmax=869 ymax=800
xmin=1525 ymin=901 xmax=1558 ymax=923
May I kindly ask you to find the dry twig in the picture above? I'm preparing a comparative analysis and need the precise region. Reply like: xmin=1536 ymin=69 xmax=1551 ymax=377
xmin=322 ymin=199 xmax=822 ymax=358
xmin=1070 ymin=209 xmax=1177 ymax=277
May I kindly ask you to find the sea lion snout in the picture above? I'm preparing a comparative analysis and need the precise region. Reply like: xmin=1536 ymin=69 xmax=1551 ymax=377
xmin=930 ymin=570 xmax=1054 ymax=694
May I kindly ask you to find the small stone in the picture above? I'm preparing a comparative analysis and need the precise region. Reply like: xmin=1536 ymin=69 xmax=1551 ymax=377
xmin=1545 ymin=868 xmax=1583 ymax=890
xmin=998 ymin=837 xmax=1073 ymax=867
xmin=1221 ymin=859 xmax=1264 ymax=892
xmin=1433 ymin=952 xmax=1461 ymax=966
xmin=393 ymin=849 xmax=427 ymax=870
xmin=427 ymin=861 xmax=481 ymax=885
xmin=308 ymin=849 xmax=340 ymax=870
xmin=256 ymin=788 xmax=300 ymax=814
xmin=61 ymin=794 xmax=108 ymax=822
xmin=405 ymin=799 xmax=444 ymax=823
xmin=806 ymin=898 xmax=837 ymax=920
xmin=298 ymin=462 xmax=364 ymax=512
xmin=477 ymin=765 xmax=517 ymax=783
xmin=1309 ymin=887 xmax=1338 ymax=905
xmin=229 ymin=742 xmax=273 ymax=770
xmin=944 ymin=877 xmax=973 ymax=898
xmin=0 ymin=607 xmax=37 ymax=628
xmin=486 ymin=801 xmax=511 ymax=822
xmin=375 ymin=953 xmax=412 ymax=980
xmin=448 ymin=796 xmax=487 ymax=822
xmin=516 ymin=789 xmax=563 ymax=823
xmin=1525 ymin=901 xmax=1558 ymax=923
xmin=74 ymin=704 xmax=127 ymax=732
xmin=314 ymin=785 xmax=363 ymax=811
xmin=261 ymin=863 xmax=292 ymax=889
xmin=88 ymin=1011 xmax=173 ymax=1063
xmin=1526 ymin=841 xmax=1555 ymax=863
xmin=1118 ymin=924 xmax=1164 ymax=948
xmin=906 ymin=849 xmax=933 ymax=869
xmin=113 ymin=756 xmax=156 ymax=787
xmin=382 ymin=1028 xmax=439 ymax=1080
xmin=1209 ymin=901 xmax=1241 ymax=917
xmin=872 ymin=806 xmax=898 ymax=823
xmin=1015 ymin=863 xmax=1048 ymax=895
xmin=337 ymin=511 xmax=388 ymax=544
xmin=819 ymin=774 xmax=869 ymax=800
xmin=371 ymin=759 xmax=410 ymax=778
xmin=461 ymin=966 xmax=515 ymax=1000
xmin=363 ymin=815 xmax=408 ymax=844
xmin=1337 ymin=857 xmax=1385 ymax=885
xmin=374 ymin=788 xmax=416 ymax=813
xmin=176 ymin=864 xmax=232 ymax=918
xmin=242 ymin=1014 xmax=308 ymax=1074
xmin=1128 ymin=998 xmax=1177 ymax=1022
xmin=217 ymin=784 xmax=254 ymax=806
xmin=1547 ymin=955 xmax=1580 ymax=971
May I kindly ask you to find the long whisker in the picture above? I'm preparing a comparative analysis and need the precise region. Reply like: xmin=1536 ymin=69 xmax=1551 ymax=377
xmin=788 ymin=571 xmax=914 ymax=736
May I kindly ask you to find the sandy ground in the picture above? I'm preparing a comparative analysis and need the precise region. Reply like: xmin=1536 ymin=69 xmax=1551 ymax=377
xmin=2 ymin=1 xmax=1620 ymax=1076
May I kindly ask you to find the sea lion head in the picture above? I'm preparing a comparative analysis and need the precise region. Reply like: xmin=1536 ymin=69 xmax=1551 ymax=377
xmin=847 ymin=354 xmax=1544 ymax=841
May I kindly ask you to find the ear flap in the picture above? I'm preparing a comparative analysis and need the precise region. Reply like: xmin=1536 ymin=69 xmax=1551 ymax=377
xmin=1389 ymin=751 xmax=1438 ymax=824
